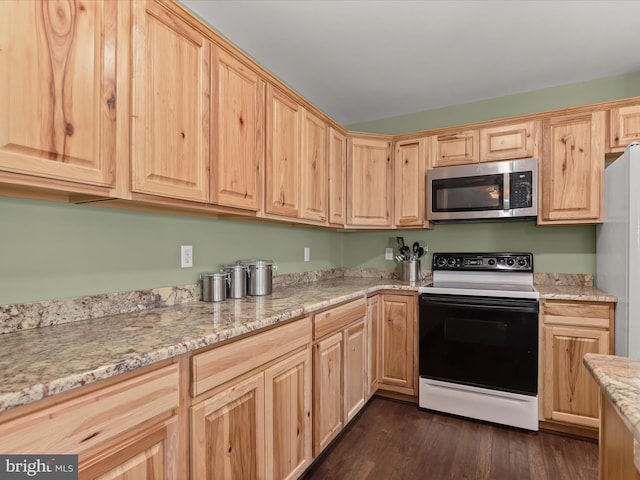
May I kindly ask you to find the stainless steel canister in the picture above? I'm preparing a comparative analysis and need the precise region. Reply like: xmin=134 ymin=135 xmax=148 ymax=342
xmin=400 ymin=260 xmax=421 ymax=283
xmin=201 ymin=272 xmax=229 ymax=302
xmin=223 ymin=264 xmax=248 ymax=298
xmin=242 ymin=259 xmax=276 ymax=296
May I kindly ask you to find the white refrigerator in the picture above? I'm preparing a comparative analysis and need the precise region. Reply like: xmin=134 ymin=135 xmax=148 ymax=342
xmin=597 ymin=142 xmax=640 ymax=358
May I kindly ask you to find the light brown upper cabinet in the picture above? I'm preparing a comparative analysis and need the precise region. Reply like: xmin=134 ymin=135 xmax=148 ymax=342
xmin=300 ymin=108 xmax=328 ymax=223
xmin=479 ymin=121 xmax=540 ymax=162
xmin=131 ymin=0 xmax=210 ymax=203
xmin=211 ymin=47 xmax=265 ymax=211
xmin=539 ymin=111 xmax=605 ymax=224
xmin=394 ymin=137 xmax=428 ymax=227
xmin=347 ymin=135 xmax=393 ymax=228
xmin=609 ymin=103 xmax=640 ymax=153
xmin=430 ymin=130 xmax=479 ymax=167
xmin=328 ymin=128 xmax=347 ymax=226
xmin=0 ymin=0 xmax=123 ymax=192
xmin=265 ymin=84 xmax=301 ymax=218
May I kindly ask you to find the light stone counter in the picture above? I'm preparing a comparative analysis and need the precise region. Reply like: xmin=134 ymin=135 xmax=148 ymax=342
xmin=0 ymin=278 xmax=415 ymax=413
xmin=0 ymin=273 xmax=616 ymax=415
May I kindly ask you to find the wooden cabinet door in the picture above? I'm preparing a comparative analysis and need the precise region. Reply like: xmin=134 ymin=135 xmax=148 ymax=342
xmin=328 ymin=128 xmax=347 ymax=226
xmin=0 ymin=0 xmax=119 ymax=188
xmin=540 ymin=111 xmax=605 ymax=224
xmin=543 ymin=325 xmax=608 ymax=428
xmin=394 ymin=138 xmax=426 ymax=227
xmin=346 ymin=136 xmax=393 ymax=227
xmin=366 ymin=296 xmax=380 ymax=398
xmin=380 ymin=294 xmax=416 ymax=395
xmin=265 ymin=85 xmax=300 ymax=217
xmin=131 ymin=0 xmax=210 ymax=203
xmin=191 ymin=373 xmax=265 ymax=480
xmin=212 ymin=47 xmax=265 ymax=211
xmin=313 ymin=332 xmax=343 ymax=456
xmin=80 ymin=417 xmax=180 ymax=480
xmin=264 ymin=349 xmax=312 ymax=480
xmin=479 ymin=121 xmax=539 ymax=162
xmin=430 ymin=130 xmax=479 ymax=167
xmin=300 ymin=108 xmax=327 ymax=222
xmin=344 ymin=319 xmax=366 ymax=423
xmin=609 ymin=104 xmax=640 ymax=152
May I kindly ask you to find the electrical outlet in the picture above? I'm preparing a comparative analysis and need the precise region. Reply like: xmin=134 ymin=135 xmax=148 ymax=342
xmin=304 ymin=247 xmax=310 ymax=262
xmin=385 ymin=247 xmax=393 ymax=260
xmin=181 ymin=245 xmax=193 ymax=268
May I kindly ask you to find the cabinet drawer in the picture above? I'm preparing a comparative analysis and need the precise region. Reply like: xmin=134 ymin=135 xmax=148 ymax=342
xmin=542 ymin=301 xmax=612 ymax=328
xmin=191 ymin=317 xmax=312 ymax=397
xmin=314 ymin=298 xmax=367 ymax=339
xmin=0 ymin=364 xmax=179 ymax=455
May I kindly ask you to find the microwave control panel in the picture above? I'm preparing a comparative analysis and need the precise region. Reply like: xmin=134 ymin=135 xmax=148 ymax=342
xmin=510 ymin=171 xmax=533 ymax=209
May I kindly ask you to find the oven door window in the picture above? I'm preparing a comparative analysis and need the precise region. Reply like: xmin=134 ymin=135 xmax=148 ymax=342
xmin=432 ymin=174 xmax=504 ymax=212
xmin=419 ymin=294 xmax=538 ymax=396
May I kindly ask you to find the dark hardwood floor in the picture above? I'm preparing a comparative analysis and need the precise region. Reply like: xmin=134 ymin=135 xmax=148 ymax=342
xmin=303 ymin=396 xmax=598 ymax=480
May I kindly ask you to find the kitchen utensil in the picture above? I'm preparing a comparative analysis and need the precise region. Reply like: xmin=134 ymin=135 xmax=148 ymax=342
xmin=396 ymin=236 xmax=405 ymax=250
xmin=201 ymin=272 xmax=229 ymax=302
xmin=412 ymin=241 xmax=420 ymax=259
xmin=400 ymin=245 xmax=411 ymax=260
xmin=417 ymin=246 xmax=425 ymax=259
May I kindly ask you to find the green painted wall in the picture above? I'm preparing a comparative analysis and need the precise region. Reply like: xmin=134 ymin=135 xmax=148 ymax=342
xmin=3 ymin=72 xmax=636 ymax=306
xmin=342 ymin=223 xmax=595 ymax=275
xmin=0 ymin=197 xmax=343 ymax=305
xmin=346 ymin=71 xmax=640 ymax=135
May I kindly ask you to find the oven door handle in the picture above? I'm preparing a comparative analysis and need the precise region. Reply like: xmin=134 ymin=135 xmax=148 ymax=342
xmin=420 ymin=298 xmax=538 ymax=314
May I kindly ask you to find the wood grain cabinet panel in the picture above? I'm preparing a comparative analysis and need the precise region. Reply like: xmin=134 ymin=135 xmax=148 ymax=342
xmin=0 ymin=0 xmax=119 ymax=188
xmin=191 ymin=372 xmax=265 ymax=480
xmin=366 ymin=296 xmax=380 ymax=398
xmin=540 ymin=111 xmax=605 ymax=224
xmin=131 ymin=0 xmax=210 ymax=203
xmin=394 ymin=138 xmax=427 ymax=227
xmin=328 ymin=128 xmax=347 ymax=226
xmin=346 ymin=135 xmax=393 ymax=227
xmin=265 ymin=85 xmax=301 ymax=218
xmin=609 ymin=104 xmax=640 ymax=152
xmin=430 ymin=130 xmax=479 ymax=167
xmin=479 ymin=121 xmax=539 ymax=162
xmin=541 ymin=299 xmax=614 ymax=431
xmin=212 ymin=47 xmax=265 ymax=211
xmin=379 ymin=293 xmax=417 ymax=396
xmin=265 ymin=349 xmax=312 ymax=480
xmin=344 ymin=319 xmax=366 ymax=423
xmin=300 ymin=108 xmax=328 ymax=222
xmin=313 ymin=332 xmax=344 ymax=456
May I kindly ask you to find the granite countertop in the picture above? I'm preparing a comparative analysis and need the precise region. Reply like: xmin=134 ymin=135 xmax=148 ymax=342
xmin=535 ymin=284 xmax=617 ymax=302
xmin=0 ymin=278 xmax=414 ymax=414
xmin=584 ymin=353 xmax=640 ymax=443
xmin=0 ymin=276 xmax=616 ymax=415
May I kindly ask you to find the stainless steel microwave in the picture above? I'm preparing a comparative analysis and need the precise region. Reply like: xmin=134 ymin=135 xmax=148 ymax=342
xmin=427 ymin=158 xmax=538 ymax=222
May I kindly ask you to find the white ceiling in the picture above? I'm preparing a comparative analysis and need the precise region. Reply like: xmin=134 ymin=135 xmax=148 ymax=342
xmin=179 ymin=0 xmax=640 ymax=126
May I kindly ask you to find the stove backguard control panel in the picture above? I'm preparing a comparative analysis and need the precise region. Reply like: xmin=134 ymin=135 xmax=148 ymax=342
xmin=432 ymin=252 xmax=533 ymax=272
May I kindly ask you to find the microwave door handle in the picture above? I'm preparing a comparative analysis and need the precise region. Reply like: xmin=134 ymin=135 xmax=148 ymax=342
xmin=503 ymin=172 xmax=510 ymax=211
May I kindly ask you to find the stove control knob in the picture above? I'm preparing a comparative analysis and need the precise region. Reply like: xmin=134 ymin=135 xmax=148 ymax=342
xmin=487 ymin=258 xmax=496 ymax=266
xmin=517 ymin=257 xmax=527 ymax=267
xmin=436 ymin=256 xmax=447 ymax=267
xmin=447 ymin=257 xmax=456 ymax=267
xmin=507 ymin=258 xmax=515 ymax=267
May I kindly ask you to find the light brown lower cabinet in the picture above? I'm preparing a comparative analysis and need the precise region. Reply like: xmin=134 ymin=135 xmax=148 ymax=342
xmin=313 ymin=298 xmax=367 ymax=456
xmin=541 ymin=300 xmax=614 ymax=431
xmin=599 ymin=392 xmax=640 ymax=480
xmin=366 ymin=295 xmax=380 ymax=398
xmin=378 ymin=293 xmax=418 ymax=396
xmin=190 ymin=317 xmax=313 ymax=480
xmin=0 ymin=363 xmax=181 ymax=479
